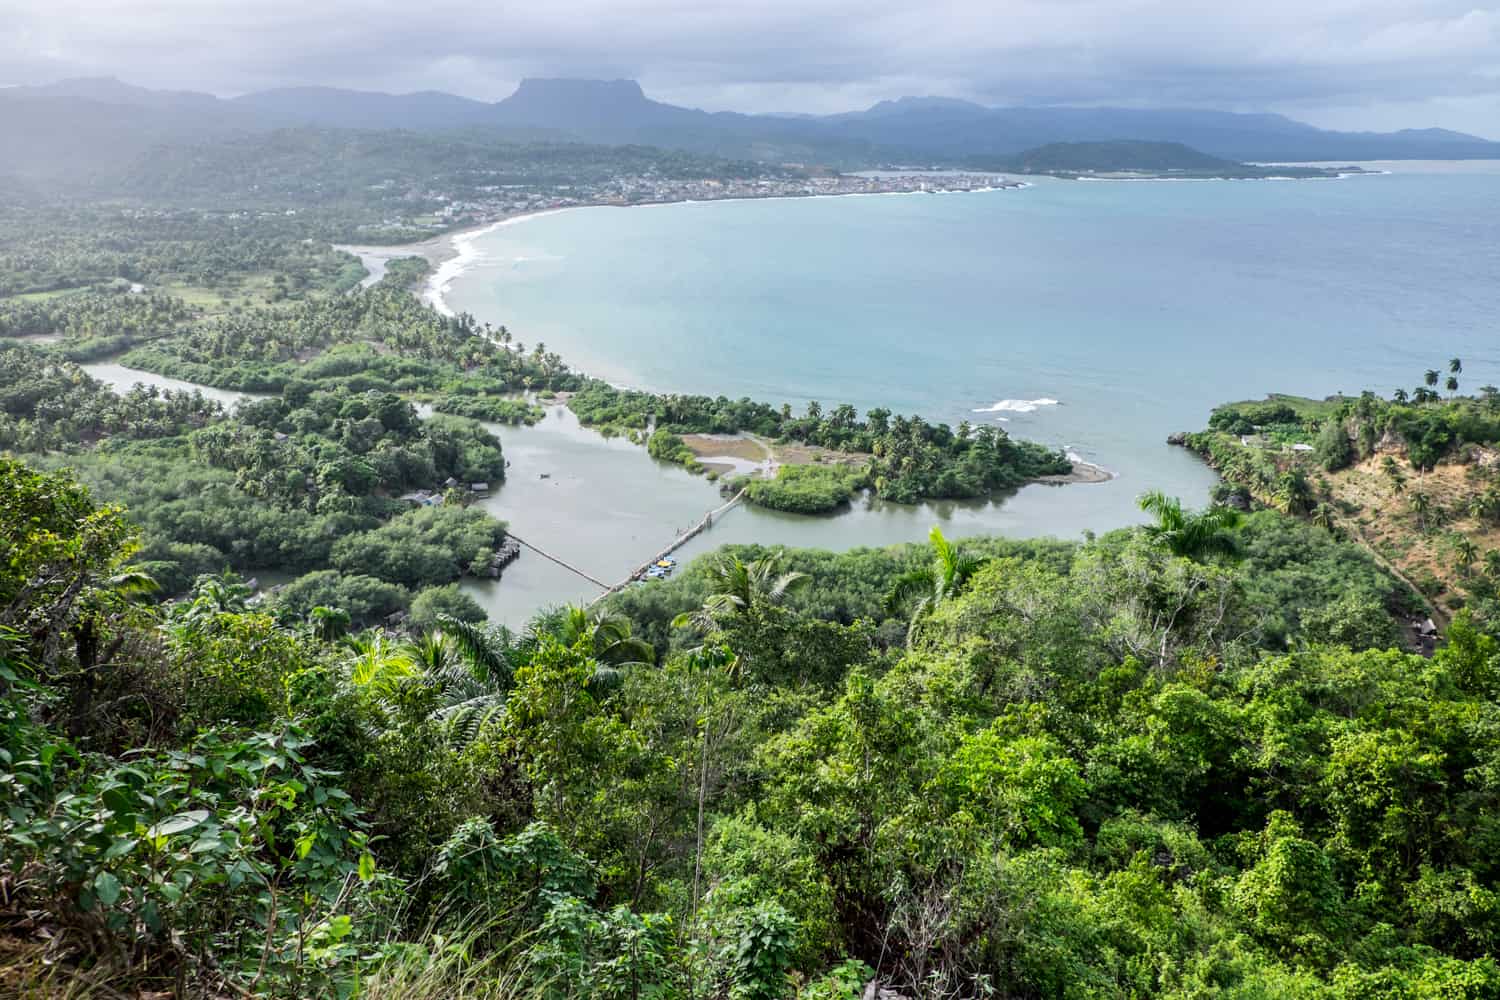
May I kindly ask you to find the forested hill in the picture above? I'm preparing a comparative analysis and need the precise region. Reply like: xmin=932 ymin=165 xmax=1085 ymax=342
xmin=5 ymin=75 xmax=1499 ymax=183
xmin=978 ymin=140 xmax=1351 ymax=178
xmin=1182 ymin=373 xmax=1500 ymax=628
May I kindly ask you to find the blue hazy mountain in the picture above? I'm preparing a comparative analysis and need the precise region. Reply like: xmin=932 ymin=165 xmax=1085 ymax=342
xmin=3 ymin=75 xmax=1497 ymax=182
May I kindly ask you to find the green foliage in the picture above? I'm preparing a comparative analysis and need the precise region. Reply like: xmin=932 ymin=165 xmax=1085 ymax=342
xmin=408 ymin=583 xmax=488 ymax=630
xmin=277 ymin=569 xmax=411 ymax=626
xmin=1138 ymin=489 xmax=1242 ymax=560
xmin=1316 ymin=419 xmax=1356 ymax=471
xmin=6 ymin=454 xmax=1500 ymax=996
xmin=572 ymin=382 xmax=1069 ymax=505
xmin=648 ymin=427 xmax=703 ymax=470
xmin=744 ymin=463 xmax=864 ymax=513
xmin=329 ymin=505 xmax=507 ymax=589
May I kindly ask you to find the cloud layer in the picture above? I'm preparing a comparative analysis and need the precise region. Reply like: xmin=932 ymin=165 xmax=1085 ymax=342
xmin=3 ymin=0 xmax=1498 ymax=134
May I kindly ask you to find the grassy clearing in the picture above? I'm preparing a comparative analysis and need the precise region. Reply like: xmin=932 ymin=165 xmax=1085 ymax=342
xmin=1219 ymin=393 xmax=1349 ymax=421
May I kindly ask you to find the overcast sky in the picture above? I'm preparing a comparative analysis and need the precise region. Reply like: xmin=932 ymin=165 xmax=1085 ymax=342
xmin=4 ymin=0 xmax=1498 ymax=136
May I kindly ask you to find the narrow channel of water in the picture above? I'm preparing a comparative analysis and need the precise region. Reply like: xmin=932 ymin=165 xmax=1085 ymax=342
xmin=78 ymin=359 xmax=1135 ymax=628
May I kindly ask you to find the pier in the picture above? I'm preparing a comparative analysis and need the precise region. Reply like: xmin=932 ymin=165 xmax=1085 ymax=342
xmin=589 ymin=488 xmax=747 ymax=605
xmin=506 ymin=489 xmax=747 ymax=606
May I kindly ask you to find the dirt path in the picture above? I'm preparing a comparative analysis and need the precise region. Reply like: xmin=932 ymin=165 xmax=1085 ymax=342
xmin=1338 ymin=513 xmax=1449 ymax=629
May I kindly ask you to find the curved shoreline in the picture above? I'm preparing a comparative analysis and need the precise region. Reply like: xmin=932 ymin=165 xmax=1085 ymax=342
xmin=334 ymin=181 xmax=1122 ymax=503
xmin=338 ymin=182 xmax=1030 ymax=319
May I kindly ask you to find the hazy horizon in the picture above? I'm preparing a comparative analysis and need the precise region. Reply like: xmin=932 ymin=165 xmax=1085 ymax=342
xmin=3 ymin=0 xmax=1498 ymax=138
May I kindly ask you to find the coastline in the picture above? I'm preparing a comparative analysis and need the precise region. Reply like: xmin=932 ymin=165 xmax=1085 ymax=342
xmin=337 ymin=181 xmax=1029 ymax=319
xmin=336 ymin=180 xmax=1121 ymax=507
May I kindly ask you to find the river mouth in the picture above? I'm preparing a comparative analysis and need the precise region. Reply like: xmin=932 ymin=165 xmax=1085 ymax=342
xmin=79 ymin=357 xmax=1149 ymax=627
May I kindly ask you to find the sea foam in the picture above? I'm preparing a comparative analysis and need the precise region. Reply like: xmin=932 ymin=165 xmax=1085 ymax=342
xmin=973 ymin=398 xmax=1060 ymax=414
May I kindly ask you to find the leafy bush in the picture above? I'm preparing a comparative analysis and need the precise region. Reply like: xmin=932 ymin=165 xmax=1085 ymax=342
xmin=277 ymin=570 xmax=411 ymax=625
xmin=408 ymin=583 xmax=488 ymax=630
xmin=745 ymin=464 xmax=864 ymax=513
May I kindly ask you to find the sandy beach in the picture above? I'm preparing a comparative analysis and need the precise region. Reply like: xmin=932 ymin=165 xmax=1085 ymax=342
xmin=336 ymin=180 xmax=1028 ymax=319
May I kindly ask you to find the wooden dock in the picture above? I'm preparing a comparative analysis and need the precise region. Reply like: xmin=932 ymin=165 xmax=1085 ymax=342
xmin=588 ymin=488 xmax=747 ymax=606
xmin=503 ymin=488 xmax=747 ymax=607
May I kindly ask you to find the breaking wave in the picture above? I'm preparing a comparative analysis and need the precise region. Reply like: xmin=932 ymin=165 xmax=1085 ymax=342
xmin=973 ymin=397 xmax=1060 ymax=414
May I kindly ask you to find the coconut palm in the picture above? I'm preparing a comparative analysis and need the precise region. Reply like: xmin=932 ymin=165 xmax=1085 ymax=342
xmin=1447 ymin=375 xmax=1460 ymax=396
xmin=1425 ymin=369 xmax=1441 ymax=389
xmin=530 ymin=605 xmax=656 ymax=693
xmin=1275 ymin=470 xmax=1314 ymax=515
xmin=345 ymin=632 xmax=419 ymax=700
xmin=1137 ymin=490 xmax=1242 ymax=561
xmin=884 ymin=526 xmax=987 ymax=643
xmin=1450 ymin=357 xmax=1463 ymax=376
xmin=672 ymin=550 xmax=809 ymax=636
xmin=1408 ymin=491 xmax=1433 ymax=533
xmin=1393 ymin=388 xmax=1409 ymax=404
xmin=1454 ymin=535 xmax=1479 ymax=576
xmin=1467 ymin=493 xmax=1492 ymax=523
xmin=1311 ymin=503 xmax=1337 ymax=533
xmin=308 ymin=605 xmax=350 ymax=641
xmin=425 ymin=616 xmax=520 ymax=744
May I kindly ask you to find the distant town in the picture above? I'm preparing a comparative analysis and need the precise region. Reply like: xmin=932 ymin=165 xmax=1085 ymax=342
xmin=358 ymin=170 xmax=1023 ymax=234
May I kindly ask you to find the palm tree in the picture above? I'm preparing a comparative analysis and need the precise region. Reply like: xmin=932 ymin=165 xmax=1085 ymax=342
xmin=531 ymin=606 xmax=655 ymax=693
xmin=425 ymin=616 xmax=519 ymax=744
xmin=1393 ymin=388 xmax=1409 ymax=404
xmin=1311 ymin=503 xmax=1337 ymax=534
xmin=1408 ymin=490 xmax=1433 ymax=533
xmin=1450 ymin=357 xmax=1463 ymax=376
xmin=1467 ymin=493 xmax=1491 ymax=523
xmin=884 ymin=526 xmax=987 ymax=643
xmin=1425 ymin=369 xmax=1441 ymax=390
xmin=672 ymin=550 xmax=809 ymax=636
xmin=308 ymin=605 xmax=350 ymax=641
xmin=345 ymin=632 xmax=419 ymax=699
xmin=1274 ymin=470 xmax=1314 ymax=516
xmin=1137 ymin=490 xmax=1242 ymax=561
xmin=1446 ymin=375 xmax=1460 ymax=397
xmin=1484 ymin=549 xmax=1500 ymax=580
xmin=1454 ymin=535 xmax=1479 ymax=576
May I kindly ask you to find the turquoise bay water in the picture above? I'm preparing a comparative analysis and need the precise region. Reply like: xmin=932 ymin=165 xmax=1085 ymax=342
xmin=444 ymin=160 xmax=1499 ymax=547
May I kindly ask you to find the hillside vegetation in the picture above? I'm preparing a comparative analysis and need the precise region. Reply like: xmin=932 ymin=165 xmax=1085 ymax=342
xmin=5 ymin=455 xmax=1499 ymax=998
xmin=1183 ymin=363 xmax=1500 ymax=624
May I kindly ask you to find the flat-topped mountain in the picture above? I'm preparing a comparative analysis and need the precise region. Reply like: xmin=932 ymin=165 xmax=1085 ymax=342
xmin=3 ymin=75 xmax=1498 ymax=184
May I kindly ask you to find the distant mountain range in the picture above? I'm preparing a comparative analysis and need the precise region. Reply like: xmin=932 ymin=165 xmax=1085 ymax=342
xmin=3 ymin=75 xmax=1498 ymax=185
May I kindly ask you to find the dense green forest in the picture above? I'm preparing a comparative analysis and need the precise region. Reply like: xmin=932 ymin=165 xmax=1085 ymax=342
xmin=968 ymin=141 xmax=1348 ymax=179
xmin=9 ymin=454 xmax=1500 ymax=998
xmin=0 ymin=344 xmax=510 ymax=623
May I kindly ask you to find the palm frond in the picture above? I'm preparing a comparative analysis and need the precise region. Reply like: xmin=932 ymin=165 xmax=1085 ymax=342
xmin=885 ymin=568 xmax=936 ymax=616
xmin=436 ymin=615 xmax=512 ymax=687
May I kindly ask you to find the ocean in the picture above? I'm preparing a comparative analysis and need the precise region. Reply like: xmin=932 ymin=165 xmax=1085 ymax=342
xmin=434 ymin=161 xmax=1500 ymax=622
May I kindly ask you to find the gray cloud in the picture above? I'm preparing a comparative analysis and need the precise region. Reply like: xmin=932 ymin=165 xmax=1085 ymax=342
xmin=2 ymin=0 xmax=1497 ymax=134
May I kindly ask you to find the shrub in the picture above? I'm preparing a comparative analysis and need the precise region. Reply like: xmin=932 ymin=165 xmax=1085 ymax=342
xmin=746 ymin=464 xmax=863 ymax=514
